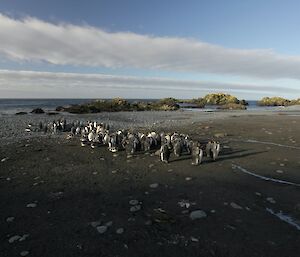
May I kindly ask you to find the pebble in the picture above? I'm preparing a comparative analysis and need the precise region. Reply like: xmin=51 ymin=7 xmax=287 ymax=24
xmin=149 ymin=164 xmax=154 ymax=168
xmin=130 ymin=205 xmax=141 ymax=212
xmin=105 ymin=221 xmax=113 ymax=227
xmin=19 ymin=234 xmax=29 ymax=242
xmin=230 ymin=202 xmax=243 ymax=210
xmin=266 ymin=197 xmax=276 ymax=204
xmin=279 ymin=163 xmax=285 ymax=167
xmin=190 ymin=236 xmax=199 ymax=242
xmin=116 ymin=228 xmax=124 ymax=234
xmin=1 ymin=157 xmax=9 ymax=162
xmin=276 ymin=170 xmax=284 ymax=174
xmin=129 ymin=199 xmax=139 ymax=205
xmin=96 ymin=225 xmax=107 ymax=234
xmin=111 ymin=170 xmax=118 ymax=174
xmin=255 ymin=192 xmax=262 ymax=196
xmin=189 ymin=210 xmax=207 ymax=220
xmin=149 ymin=183 xmax=159 ymax=188
xmin=210 ymin=210 xmax=216 ymax=213
xmin=185 ymin=177 xmax=192 ymax=181
xmin=92 ymin=172 xmax=98 ymax=175
xmin=6 ymin=217 xmax=15 ymax=222
xmin=26 ymin=203 xmax=37 ymax=208
xmin=90 ymin=221 xmax=101 ymax=228
xmin=20 ymin=251 xmax=29 ymax=256
xmin=8 ymin=235 xmax=21 ymax=243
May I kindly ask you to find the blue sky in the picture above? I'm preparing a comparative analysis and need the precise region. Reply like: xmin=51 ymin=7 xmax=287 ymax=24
xmin=0 ymin=0 xmax=300 ymax=99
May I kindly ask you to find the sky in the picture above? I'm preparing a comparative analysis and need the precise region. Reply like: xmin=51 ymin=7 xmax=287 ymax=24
xmin=0 ymin=0 xmax=300 ymax=99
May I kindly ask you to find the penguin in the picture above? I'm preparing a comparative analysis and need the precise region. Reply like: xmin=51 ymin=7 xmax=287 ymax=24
xmin=191 ymin=142 xmax=203 ymax=165
xmin=160 ymin=144 xmax=170 ymax=163
xmin=173 ymin=139 xmax=182 ymax=157
xmin=206 ymin=141 xmax=221 ymax=161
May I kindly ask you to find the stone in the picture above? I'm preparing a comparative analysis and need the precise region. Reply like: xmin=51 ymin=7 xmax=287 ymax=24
xmin=90 ymin=221 xmax=101 ymax=228
xmin=31 ymin=108 xmax=45 ymax=114
xmin=1 ymin=157 xmax=8 ymax=162
xmin=185 ymin=177 xmax=192 ymax=181
xmin=129 ymin=199 xmax=139 ymax=205
xmin=266 ymin=197 xmax=276 ymax=204
xmin=111 ymin=170 xmax=118 ymax=174
xmin=19 ymin=234 xmax=29 ymax=242
xmin=8 ymin=235 xmax=21 ymax=243
xmin=26 ymin=203 xmax=37 ymax=208
xmin=20 ymin=251 xmax=29 ymax=256
xmin=105 ymin=221 xmax=113 ymax=227
xmin=130 ymin=205 xmax=141 ymax=212
xmin=96 ymin=225 xmax=107 ymax=234
xmin=116 ymin=228 xmax=124 ymax=234
xmin=276 ymin=170 xmax=284 ymax=174
xmin=230 ymin=202 xmax=243 ymax=210
xmin=191 ymin=236 xmax=199 ymax=242
xmin=149 ymin=183 xmax=159 ymax=188
xmin=189 ymin=210 xmax=207 ymax=220
xmin=6 ymin=217 xmax=15 ymax=222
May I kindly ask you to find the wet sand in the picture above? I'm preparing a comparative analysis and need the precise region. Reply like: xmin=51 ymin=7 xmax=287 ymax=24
xmin=0 ymin=110 xmax=300 ymax=257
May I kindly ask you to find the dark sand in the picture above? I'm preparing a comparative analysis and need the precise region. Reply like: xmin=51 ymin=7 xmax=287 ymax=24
xmin=1 ymin=111 xmax=300 ymax=257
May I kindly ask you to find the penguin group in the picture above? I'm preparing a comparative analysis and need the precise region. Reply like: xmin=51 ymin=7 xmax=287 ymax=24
xmin=26 ymin=119 xmax=221 ymax=165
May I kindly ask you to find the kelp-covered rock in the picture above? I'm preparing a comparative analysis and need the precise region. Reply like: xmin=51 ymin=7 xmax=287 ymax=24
xmin=258 ymin=97 xmax=291 ymax=106
xmin=61 ymin=98 xmax=179 ymax=114
xmin=203 ymin=93 xmax=243 ymax=105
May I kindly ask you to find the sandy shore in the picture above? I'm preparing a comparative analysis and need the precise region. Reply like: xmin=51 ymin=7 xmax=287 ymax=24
xmin=0 ymin=109 xmax=300 ymax=257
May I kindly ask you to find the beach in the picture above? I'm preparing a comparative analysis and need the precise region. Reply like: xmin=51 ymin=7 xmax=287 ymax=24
xmin=1 ymin=108 xmax=300 ymax=257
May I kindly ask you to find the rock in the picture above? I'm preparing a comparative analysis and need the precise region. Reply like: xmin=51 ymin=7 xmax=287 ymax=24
xmin=149 ymin=183 xmax=159 ymax=188
xmin=31 ymin=108 xmax=45 ymax=114
xmin=105 ymin=221 xmax=113 ymax=227
xmin=149 ymin=164 xmax=154 ymax=168
xmin=189 ymin=210 xmax=207 ymax=220
xmin=129 ymin=199 xmax=139 ymax=205
xmin=15 ymin=112 xmax=28 ymax=115
xmin=1 ymin=157 xmax=8 ymax=162
xmin=255 ymin=192 xmax=262 ymax=196
xmin=6 ymin=217 xmax=15 ymax=222
xmin=90 ymin=221 xmax=101 ymax=228
xmin=19 ymin=234 xmax=29 ymax=242
xmin=20 ymin=251 xmax=29 ymax=256
xmin=26 ymin=203 xmax=37 ymax=208
xmin=46 ymin=112 xmax=58 ymax=115
xmin=96 ymin=225 xmax=107 ymax=234
xmin=230 ymin=202 xmax=243 ymax=210
xmin=130 ymin=205 xmax=141 ymax=212
xmin=111 ymin=170 xmax=118 ymax=174
xmin=266 ymin=197 xmax=276 ymax=204
xmin=214 ymin=133 xmax=227 ymax=138
xmin=185 ymin=177 xmax=192 ymax=181
xmin=191 ymin=236 xmax=199 ymax=242
xmin=116 ymin=228 xmax=124 ymax=234
xmin=8 ymin=235 xmax=21 ymax=243
xmin=276 ymin=170 xmax=284 ymax=174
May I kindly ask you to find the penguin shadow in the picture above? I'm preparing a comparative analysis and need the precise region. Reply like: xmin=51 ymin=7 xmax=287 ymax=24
xmin=218 ymin=148 xmax=267 ymax=161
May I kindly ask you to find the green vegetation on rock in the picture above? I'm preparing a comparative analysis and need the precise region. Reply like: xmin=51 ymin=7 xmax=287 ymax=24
xmin=258 ymin=97 xmax=300 ymax=106
xmin=60 ymin=98 xmax=180 ymax=114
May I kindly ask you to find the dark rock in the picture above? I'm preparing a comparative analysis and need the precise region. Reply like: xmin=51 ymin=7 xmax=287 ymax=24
xmin=15 ymin=112 xmax=28 ymax=115
xmin=47 ymin=112 xmax=58 ymax=115
xmin=55 ymin=106 xmax=65 ymax=111
xmin=31 ymin=108 xmax=45 ymax=114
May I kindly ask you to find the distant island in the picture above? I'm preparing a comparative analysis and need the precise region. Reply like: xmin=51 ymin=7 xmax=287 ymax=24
xmin=55 ymin=93 xmax=248 ymax=114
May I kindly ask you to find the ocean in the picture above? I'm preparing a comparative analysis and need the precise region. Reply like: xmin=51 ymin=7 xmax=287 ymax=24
xmin=0 ymin=99 xmax=276 ymax=115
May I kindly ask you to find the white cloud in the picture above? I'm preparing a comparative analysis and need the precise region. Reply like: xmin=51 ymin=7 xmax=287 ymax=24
xmin=0 ymin=69 xmax=297 ymax=99
xmin=1 ymin=14 xmax=300 ymax=80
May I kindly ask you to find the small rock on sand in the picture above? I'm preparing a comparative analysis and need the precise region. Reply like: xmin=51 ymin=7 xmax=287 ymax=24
xmin=1 ymin=157 xmax=9 ymax=162
xmin=185 ymin=177 xmax=192 ymax=181
xmin=276 ymin=170 xmax=284 ymax=174
xmin=20 ymin=251 xmax=29 ymax=256
xmin=230 ymin=202 xmax=243 ymax=210
xmin=130 ymin=205 xmax=141 ymax=212
xmin=8 ymin=235 xmax=21 ymax=243
xmin=26 ymin=203 xmax=37 ymax=208
xmin=96 ymin=225 xmax=107 ymax=234
xmin=129 ymin=199 xmax=139 ymax=205
xmin=266 ymin=197 xmax=276 ymax=204
xmin=149 ymin=183 xmax=159 ymax=188
xmin=6 ymin=217 xmax=15 ymax=222
xmin=189 ymin=210 xmax=207 ymax=220
xmin=90 ymin=221 xmax=101 ymax=228
xmin=116 ymin=228 xmax=124 ymax=234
